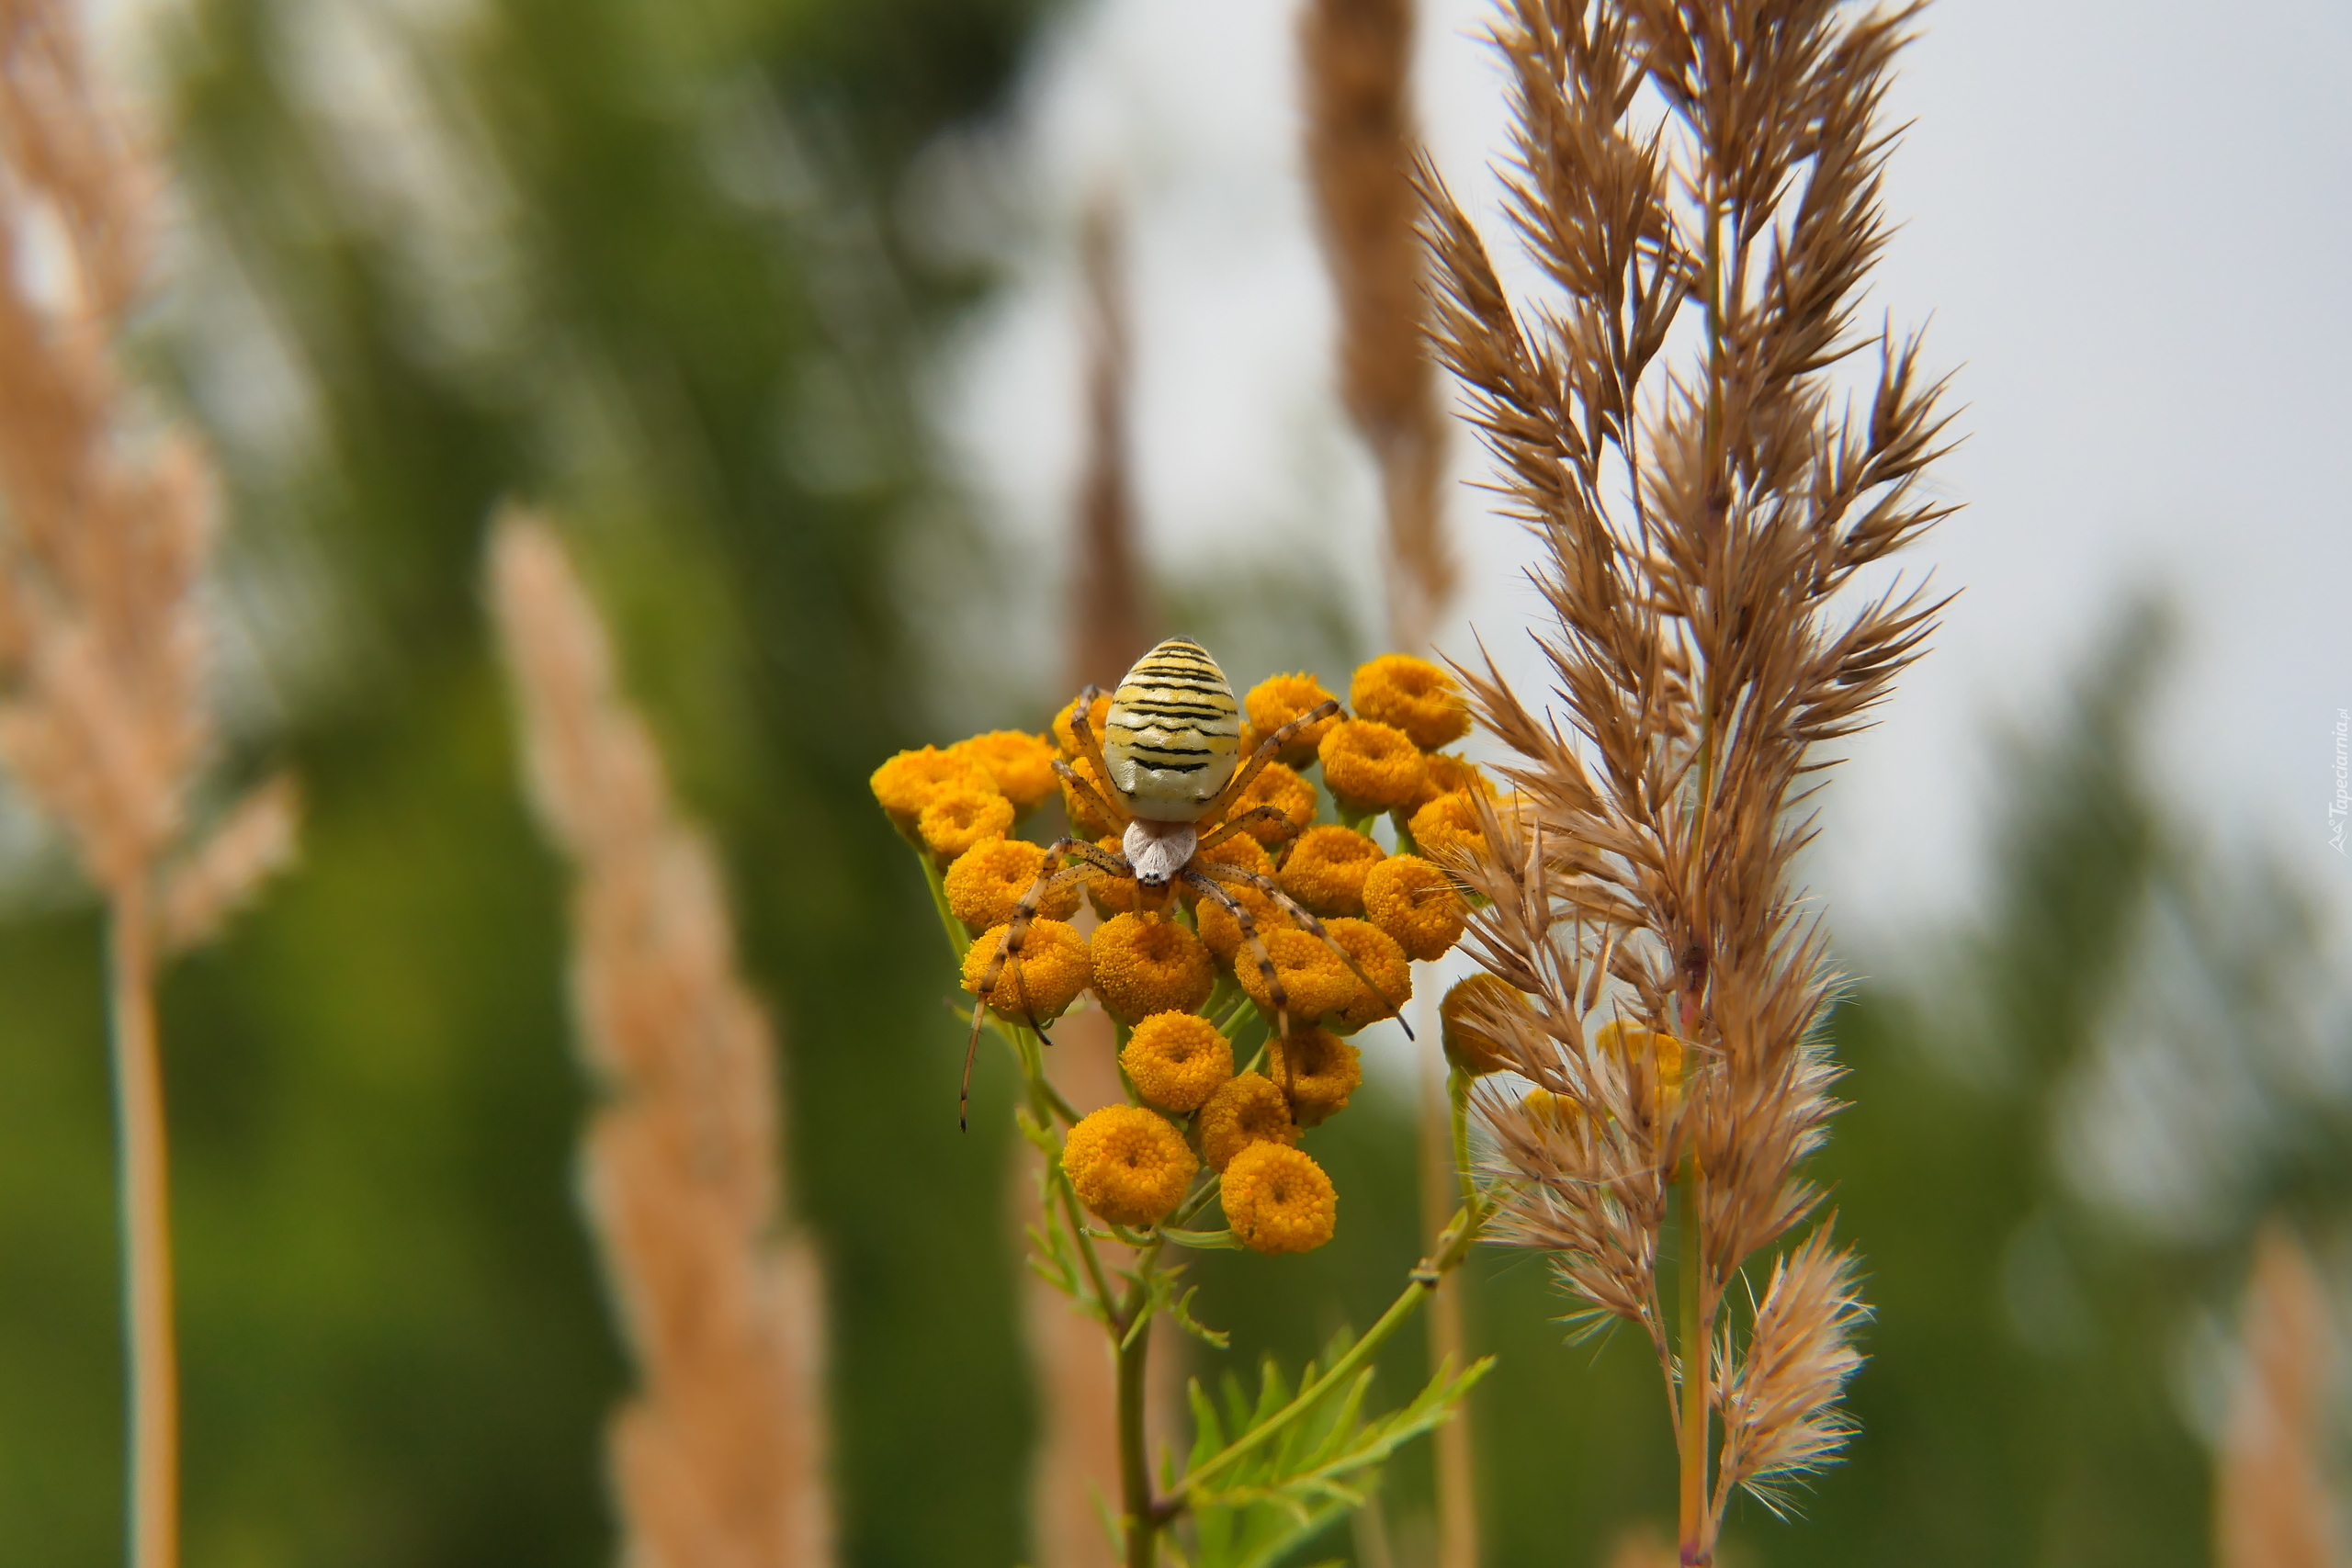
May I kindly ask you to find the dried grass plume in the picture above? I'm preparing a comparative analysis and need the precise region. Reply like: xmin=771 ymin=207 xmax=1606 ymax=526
xmin=2218 ymin=1223 xmax=2346 ymax=1568
xmin=492 ymin=509 xmax=831 ymax=1568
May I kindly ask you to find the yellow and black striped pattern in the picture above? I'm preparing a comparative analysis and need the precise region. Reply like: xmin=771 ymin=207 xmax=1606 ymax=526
xmin=1102 ymin=636 xmax=1243 ymax=822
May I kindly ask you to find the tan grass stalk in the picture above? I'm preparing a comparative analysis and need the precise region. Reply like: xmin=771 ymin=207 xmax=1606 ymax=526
xmin=1299 ymin=0 xmax=1456 ymax=653
xmin=0 ymin=6 xmax=300 ymax=1565
xmin=491 ymin=511 xmax=831 ymax=1568
xmin=1418 ymin=3 xmax=1954 ymax=1560
xmin=2218 ymin=1223 xmax=2346 ymax=1568
xmin=1300 ymin=12 xmax=1476 ymax=1557
xmin=1021 ymin=199 xmax=1175 ymax=1567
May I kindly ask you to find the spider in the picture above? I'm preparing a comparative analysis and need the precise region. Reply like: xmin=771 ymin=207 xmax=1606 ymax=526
xmin=962 ymin=635 xmax=1412 ymax=1126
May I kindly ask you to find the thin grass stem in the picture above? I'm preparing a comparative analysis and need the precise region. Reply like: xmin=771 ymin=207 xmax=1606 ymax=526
xmin=107 ymin=883 xmax=176 ymax=1568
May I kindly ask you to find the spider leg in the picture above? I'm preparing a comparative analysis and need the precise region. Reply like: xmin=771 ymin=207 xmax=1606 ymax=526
xmin=1066 ymin=685 xmax=1133 ymax=829
xmin=1202 ymin=860 xmax=1416 ymax=1043
xmin=1195 ymin=698 xmax=1342 ymax=826
xmin=1181 ymin=866 xmax=1293 ymax=1091
xmin=1193 ymin=805 xmax=1294 ymax=857
xmin=1052 ymin=757 xmax=1130 ymax=839
xmin=961 ymin=837 xmax=1128 ymax=1129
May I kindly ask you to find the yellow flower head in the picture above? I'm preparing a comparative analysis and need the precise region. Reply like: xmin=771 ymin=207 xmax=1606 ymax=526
xmin=1062 ymin=1104 xmax=1198 ymax=1228
xmin=871 ymin=747 xmax=996 ymax=831
xmin=961 ymin=919 xmax=1091 ymax=1025
xmin=1243 ymin=672 xmax=1341 ymax=764
xmin=1234 ymin=929 xmax=1359 ymax=1027
xmin=945 ymin=837 xmax=1080 ymax=930
xmin=1351 ymin=654 xmax=1471 ymax=750
xmin=1596 ymin=1017 xmax=1688 ymax=1105
xmin=1318 ymin=719 xmax=1426 ymax=814
xmin=1266 ymin=1026 xmax=1362 ymax=1127
xmin=1440 ymin=975 xmax=1524 ymax=1077
xmin=950 ymin=729 xmax=1061 ymax=813
xmin=1521 ymin=1086 xmax=1585 ymax=1134
xmin=918 ymin=786 xmax=1015 ymax=866
xmin=1321 ymin=918 xmax=1412 ymax=1034
xmin=1194 ymin=877 xmax=1279 ymax=964
xmin=1229 ymin=761 xmax=1316 ymax=845
xmin=1408 ymin=790 xmax=1486 ymax=865
xmin=1061 ymin=754 xmax=1118 ymax=839
xmin=1090 ymin=913 xmax=1216 ymax=1021
xmin=1197 ymin=1070 xmax=1299 ymax=1173
xmin=1406 ymin=751 xmax=1495 ymax=818
xmin=1220 ymin=1142 xmax=1338 ymax=1255
xmin=1276 ymin=824 xmax=1385 ymax=918
xmin=1085 ymin=835 xmax=1144 ymax=918
xmin=1122 ymin=1012 xmax=1236 ymax=1113
xmin=1182 ymin=833 xmax=1272 ymax=912
xmin=1362 ymin=852 xmax=1467 ymax=960
xmin=1052 ymin=693 xmax=1114 ymax=759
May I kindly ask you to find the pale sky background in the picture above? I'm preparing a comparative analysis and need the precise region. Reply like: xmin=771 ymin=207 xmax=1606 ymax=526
xmin=932 ymin=0 xmax=2352 ymax=963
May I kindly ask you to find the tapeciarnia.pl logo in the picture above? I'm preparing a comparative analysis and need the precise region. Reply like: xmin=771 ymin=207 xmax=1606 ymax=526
xmin=2332 ymin=708 xmax=2348 ymax=855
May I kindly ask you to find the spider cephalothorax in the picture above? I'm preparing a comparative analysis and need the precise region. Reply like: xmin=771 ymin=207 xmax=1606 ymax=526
xmin=961 ymin=636 xmax=1411 ymax=1124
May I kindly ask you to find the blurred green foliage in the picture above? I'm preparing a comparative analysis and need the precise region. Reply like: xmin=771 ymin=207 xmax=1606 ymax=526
xmin=0 ymin=0 xmax=2336 ymax=1559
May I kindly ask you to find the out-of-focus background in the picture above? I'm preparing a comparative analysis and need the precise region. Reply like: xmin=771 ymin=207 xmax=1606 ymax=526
xmin=1 ymin=0 xmax=2347 ymax=1564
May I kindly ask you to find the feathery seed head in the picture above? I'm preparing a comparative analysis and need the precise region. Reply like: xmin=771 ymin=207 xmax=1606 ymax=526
xmin=949 ymin=729 xmax=1060 ymax=813
xmin=945 ymin=837 xmax=1080 ymax=930
xmin=1363 ymin=852 xmax=1467 ymax=959
xmin=1277 ymin=823 xmax=1385 ymax=917
xmin=917 ymin=785 xmax=1014 ymax=866
xmin=1090 ymin=912 xmax=1216 ymax=1021
xmin=1243 ymin=672 xmax=1341 ymax=763
xmin=961 ymin=919 xmax=1091 ymax=1025
xmin=1061 ymin=1104 xmax=1197 ymax=1228
xmin=870 ymin=747 xmax=994 ymax=831
xmin=1220 ymin=1143 xmax=1338 ymax=1254
xmin=1351 ymin=653 xmax=1470 ymax=749
xmin=1267 ymin=1026 xmax=1363 ymax=1127
xmin=1121 ymin=1012 xmax=1236 ymax=1113
xmin=1197 ymin=1070 xmax=1300 ymax=1174
xmin=1319 ymin=718 xmax=1426 ymax=813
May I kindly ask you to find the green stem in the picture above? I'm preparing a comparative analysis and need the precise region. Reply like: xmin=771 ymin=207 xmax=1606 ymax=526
xmin=1118 ymin=1260 xmax=1159 ymax=1568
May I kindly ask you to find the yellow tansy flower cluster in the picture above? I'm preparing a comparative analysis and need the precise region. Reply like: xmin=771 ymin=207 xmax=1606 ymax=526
xmin=888 ymin=646 xmax=1500 ymax=1269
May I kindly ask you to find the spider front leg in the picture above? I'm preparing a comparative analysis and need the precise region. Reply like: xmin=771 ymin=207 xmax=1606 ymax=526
xmin=1194 ymin=697 xmax=1341 ymax=827
xmin=1194 ymin=805 xmax=1296 ymax=857
xmin=1052 ymin=757 xmax=1130 ymax=838
xmin=962 ymin=836 xmax=1130 ymax=1129
xmin=1200 ymin=860 xmax=1415 ymax=1042
xmin=1064 ymin=686 xmax=1133 ymax=829
xmin=1181 ymin=866 xmax=1295 ymax=1093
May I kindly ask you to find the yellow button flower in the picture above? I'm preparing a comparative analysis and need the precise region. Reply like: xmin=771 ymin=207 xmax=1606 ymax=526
xmin=1196 ymin=1070 xmax=1299 ymax=1173
xmin=1408 ymin=790 xmax=1485 ymax=864
xmin=1276 ymin=824 xmax=1385 ymax=918
xmin=961 ymin=919 xmax=1091 ymax=1025
xmin=1229 ymin=761 xmax=1316 ymax=845
xmin=1596 ymin=1018 xmax=1687 ymax=1105
xmin=1321 ymin=918 xmax=1412 ymax=1033
xmin=950 ymin=729 xmax=1061 ymax=813
xmin=870 ymin=746 xmax=996 ymax=831
xmin=918 ymin=786 xmax=1015 ymax=866
xmin=1266 ymin=1026 xmax=1362 ymax=1127
xmin=1062 ymin=1104 xmax=1198 ymax=1228
xmin=1351 ymin=653 xmax=1471 ymax=750
xmin=1243 ymin=672 xmax=1340 ymax=764
xmin=1363 ymin=852 xmax=1467 ymax=960
xmin=1061 ymin=754 xmax=1117 ymax=839
xmin=1052 ymin=693 xmax=1114 ymax=758
xmin=1521 ymin=1086 xmax=1585 ymax=1134
xmin=1440 ymin=974 xmax=1524 ymax=1077
xmin=945 ymin=838 xmax=1080 ymax=931
xmin=1121 ymin=1012 xmax=1235 ymax=1113
xmin=1319 ymin=719 xmax=1426 ymax=815
xmin=1405 ymin=751 xmax=1495 ymax=818
xmin=1234 ymin=929 xmax=1359 ymax=1027
xmin=1220 ymin=1142 xmax=1337 ymax=1255
xmin=1194 ymin=877 xmax=1279 ymax=964
xmin=1090 ymin=913 xmax=1216 ymax=1021
xmin=1085 ymin=834 xmax=1144 ymax=918
xmin=1181 ymin=833 xmax=1273 ymax=915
